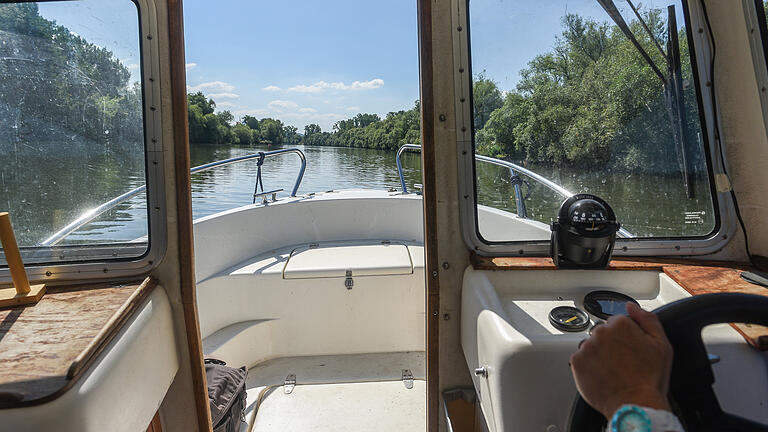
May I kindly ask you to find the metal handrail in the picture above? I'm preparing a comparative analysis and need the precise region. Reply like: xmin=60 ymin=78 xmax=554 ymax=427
xmin=41 ymin=148 xmax=306 ymax=246
xmin=395 ymin=144 xmax=633 ymax=238
xmin=398 ymin=143 xmax=529 ymax=217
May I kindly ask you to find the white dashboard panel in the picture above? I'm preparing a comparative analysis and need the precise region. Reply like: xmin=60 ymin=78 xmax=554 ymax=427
xmin=461 ymin=268 xmax=768 ymax=432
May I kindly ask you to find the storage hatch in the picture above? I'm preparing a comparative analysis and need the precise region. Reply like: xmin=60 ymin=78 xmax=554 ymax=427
xmin=283 ymin=242 xmax=414 ymax=279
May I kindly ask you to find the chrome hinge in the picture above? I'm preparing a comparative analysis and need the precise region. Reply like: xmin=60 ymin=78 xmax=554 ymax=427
xmin=402 ymin=369 xmax=414 ymax=389
xmin=345 ymin=270 xmax=354 ymax=289
xmin=284 ymin=374 xmax=296 ymax=394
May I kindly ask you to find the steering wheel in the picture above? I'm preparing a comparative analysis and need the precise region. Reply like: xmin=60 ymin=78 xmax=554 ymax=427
xmin=569 ymin=293 xmax=768 ymax=432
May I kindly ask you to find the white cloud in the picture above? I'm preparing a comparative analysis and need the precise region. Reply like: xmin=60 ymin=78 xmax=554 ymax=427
xmin=281 ymin=112 xmax=345 ymax=123
xmin=234 ymin=108 xmax=269 ymax=117
xmin=127 ymin=63 xmax=139 ymax=70
xmin=216 ymin=101 xmax=236 ymax=108
xmin=188 ymin=81 xmax=236 ymax=93
xmin=234 ymin=100 xmax=345 ymax=130
xmin=262 ymin=85 xmax=281 ymax=92
xmin=209 ymin=92 xmax=240 ymax=99
xmin=186 ymin=63 xmax=197 ymax=71
xmin=267 ymin=100 xmax=299 ymax=111
xmin=346 ymin=106 xmax=361 ymax=111
xmin=287 ymin=78 xmax=384 ymax=93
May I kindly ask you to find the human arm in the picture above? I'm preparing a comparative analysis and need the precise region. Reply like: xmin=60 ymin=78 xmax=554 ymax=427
xmin=569 ymin=302 xmax=683 ymax=431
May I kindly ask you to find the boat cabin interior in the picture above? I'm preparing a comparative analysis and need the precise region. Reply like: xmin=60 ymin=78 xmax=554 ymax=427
xmin=1 ymin=0 xmax=768 ymax=431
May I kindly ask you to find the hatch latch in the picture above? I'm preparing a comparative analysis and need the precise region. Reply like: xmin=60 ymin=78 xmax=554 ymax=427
xmin=284 ymin=374 xmax=296 ymax=394
xmin=345 ymin=270 xmax=354 ymax=289
xmin=402 ymin=369 xmax=414 ymax=389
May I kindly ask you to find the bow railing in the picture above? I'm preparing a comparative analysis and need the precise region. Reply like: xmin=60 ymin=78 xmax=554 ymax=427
xmin=41 ymin=148 xmax=306 ymax=246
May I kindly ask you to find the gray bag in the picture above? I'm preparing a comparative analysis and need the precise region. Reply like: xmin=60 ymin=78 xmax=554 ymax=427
xmin=205 ymin=358 xmax=248 ymax=432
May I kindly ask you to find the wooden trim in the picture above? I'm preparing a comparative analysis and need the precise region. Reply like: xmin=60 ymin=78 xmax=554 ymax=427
xmin=147 ymin=411 xmax=163 ymax=432
xmin=167 ymin=0 xmax=212 ymax=430
xmin=66 ymin=277 xmax=157 ymax=379
xmin=417 ymin=0 xmax=439 ymax=430
xmin=0 ymin=212 xmax=32 ymax=295
xmin=0 ymin=278 xmax=156 ymax=408
xmin=470 ymin=253 xmax=750 ymax=271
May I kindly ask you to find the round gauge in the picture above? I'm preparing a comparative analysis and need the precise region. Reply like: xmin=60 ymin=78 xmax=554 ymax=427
xmin=549 ymin=306 xmax=590 ymax=332
xmin=568 ymin=198 xmax=609 ymax=231
xmin=583 ymin=290 xmax=639 ymax=320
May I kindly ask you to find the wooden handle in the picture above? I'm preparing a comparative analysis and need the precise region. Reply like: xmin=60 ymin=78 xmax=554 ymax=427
xmin=0 ymin=212 xmax=31 ymax=294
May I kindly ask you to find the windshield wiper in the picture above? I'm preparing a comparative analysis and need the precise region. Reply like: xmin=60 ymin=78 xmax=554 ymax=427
xmin=596 ymin=0 xmax=695 ymax=198
xmin=597 ymin=0 xmax=667 ymax=84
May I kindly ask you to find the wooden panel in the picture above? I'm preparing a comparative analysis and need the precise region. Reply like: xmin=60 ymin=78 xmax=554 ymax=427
xmin=0 ymin=278 xmax=156 ymax=407
xmin=664 ymin=264 xmax=768 ymax=350
xmin=471 ymin=254 xmax=768 ymax=349
xmin=444 ymin=398 xmax=477 ymax=432
xmin=167 ymin=0 xmax=212 ymax=430
xmin=417 ymin=0 xmax=439 ymax=430
xmin=147 ymin=411 xmax=163 ymax=432
xmin=472 ymin=254 xmax=667 ymax=271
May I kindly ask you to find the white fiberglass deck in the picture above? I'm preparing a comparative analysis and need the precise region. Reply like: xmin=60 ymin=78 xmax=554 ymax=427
xmin=242 ymin=352 xmax=426 ymax=432
xmin=192 ymin=190 xmax=542 ymax=431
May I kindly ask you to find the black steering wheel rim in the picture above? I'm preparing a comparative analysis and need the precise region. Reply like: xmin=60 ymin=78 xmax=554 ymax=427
xmin=569 ymin=293 xmax=768 ymax=432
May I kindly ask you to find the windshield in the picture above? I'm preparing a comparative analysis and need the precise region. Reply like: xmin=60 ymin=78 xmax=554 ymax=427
xmin=469 ymin=0 xmax=716 ymax=241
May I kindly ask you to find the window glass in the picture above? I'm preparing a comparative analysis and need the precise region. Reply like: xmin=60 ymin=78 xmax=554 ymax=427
xmin=469 ymin=0 xmax=716 ymax=242
xmin=0 ymin=0 xmax=147 ymax=265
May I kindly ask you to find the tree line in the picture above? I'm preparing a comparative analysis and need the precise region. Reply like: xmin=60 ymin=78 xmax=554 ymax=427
xmin=192 ymin=8 xmax=715 ymax=175
xmin=0 ymin=3 xmax=143 ymax=157
xmin=473 ymin=11 xmax=705 ymax=174
xmin=301 ymin=102 xmax=420 ymax=150
xmin=187 ymin=92 xmax=301 ymax=146
xmin=188 ymin=92 xmax=420 ymax=151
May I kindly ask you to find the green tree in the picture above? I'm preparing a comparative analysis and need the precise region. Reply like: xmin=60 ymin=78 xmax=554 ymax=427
xmin=232 ymin=123 xmax=253 ymax=145
xmin=258 ymin=118 xmax=284 ymax=145
xmin=472 ymin=72 xmax=503 ymax=131
xmin=188 ymin=92 xmax=215 ymax=115
xmin=241 ymin=115 xmax=261 ymax=131
xmin=0 ymin=3 xmax=142 ymax=154
xmin=303 ymin=102 xmax=420 ymax=150
xmin=304 ymin=123 xmax=322 ymax=136
xmin=216 ymin=110 xmax=234 ymax=126
xmin=475 ymin=9 xmax=700 ymax=174
xmin=283 ymin=125 xmax=301 ymax=145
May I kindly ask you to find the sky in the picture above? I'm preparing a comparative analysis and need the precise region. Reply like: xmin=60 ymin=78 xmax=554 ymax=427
xmin=37 ymin=0 xmax=682 ymax=131
xmin=181 ymin=0 xmax=420 ymax=131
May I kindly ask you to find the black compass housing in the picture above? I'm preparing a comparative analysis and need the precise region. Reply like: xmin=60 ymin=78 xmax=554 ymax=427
xmin=550 ymin=194 xmax=620 ymax=269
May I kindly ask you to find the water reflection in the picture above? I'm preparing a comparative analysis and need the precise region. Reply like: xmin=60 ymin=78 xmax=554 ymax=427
xmin=476 ymin=161 xmax=715 ymax=239
xmin=3 ymin=143 xmax=715 ymax=245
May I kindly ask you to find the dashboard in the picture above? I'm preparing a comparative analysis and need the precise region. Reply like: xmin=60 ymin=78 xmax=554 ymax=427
xmin=461 ymin=268 xmax=768 ymax=432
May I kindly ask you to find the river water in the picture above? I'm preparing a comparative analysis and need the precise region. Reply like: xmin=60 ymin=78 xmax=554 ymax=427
xmin=2 ymin=143 xmax=716 ymax=246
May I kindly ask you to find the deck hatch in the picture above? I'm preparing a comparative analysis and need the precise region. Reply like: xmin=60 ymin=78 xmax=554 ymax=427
xmin=283 ymin=242 xmax=414 ymax=279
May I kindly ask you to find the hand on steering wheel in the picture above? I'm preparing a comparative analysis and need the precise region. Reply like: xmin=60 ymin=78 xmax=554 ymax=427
xmin=570 ymin=302 xmax=673 ymax=419
xmin=569 ymin=293 xmax=768 ymax=432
